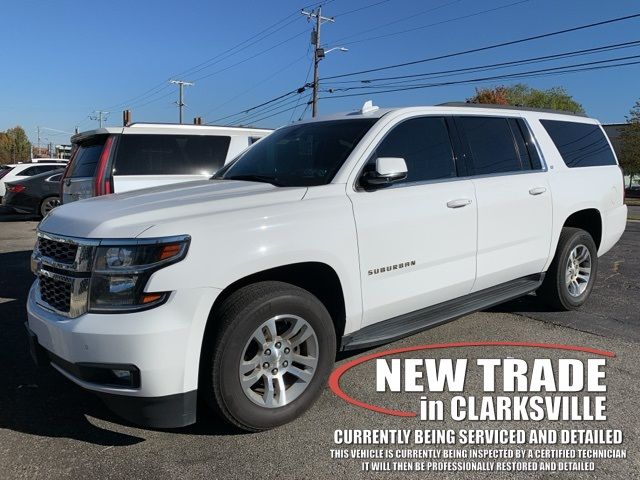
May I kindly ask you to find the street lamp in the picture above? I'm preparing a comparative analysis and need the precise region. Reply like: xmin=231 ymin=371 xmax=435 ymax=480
xmin=316 ymin=46 xmax=348 ymax=59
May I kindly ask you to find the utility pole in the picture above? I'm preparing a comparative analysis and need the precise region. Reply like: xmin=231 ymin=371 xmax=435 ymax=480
xmin=301 ymin=7 xmax=335 ymax=117
xmin=170 ymin=79 xmax=194 ymax=124
xmin=37 ymin=126 xmax=41 ymax=150
xmin=89 ymin=110 xmax=109 ymax=128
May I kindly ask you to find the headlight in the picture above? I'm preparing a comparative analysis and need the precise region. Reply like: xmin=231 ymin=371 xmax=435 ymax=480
xmin=89 ymin=236 xmax=190 ymax=313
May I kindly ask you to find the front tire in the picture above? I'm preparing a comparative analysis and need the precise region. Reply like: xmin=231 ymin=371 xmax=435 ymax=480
xmin=204 ymin=281 xmax=336 ymax=431
xmin=537 ymin=227 xmax=598 ymax=310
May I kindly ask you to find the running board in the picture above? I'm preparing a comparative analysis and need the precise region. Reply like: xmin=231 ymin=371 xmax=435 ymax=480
xmin=340 ymin=274 xmax=544 ymax=351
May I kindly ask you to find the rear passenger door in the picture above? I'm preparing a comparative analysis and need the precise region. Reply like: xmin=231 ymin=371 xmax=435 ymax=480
xmin=454 ymin=116 xmax=552 ymax=291
xmin=348 ymin=116 xmax=478 ymax=327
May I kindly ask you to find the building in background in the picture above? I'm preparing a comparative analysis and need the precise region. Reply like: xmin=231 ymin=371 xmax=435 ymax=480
xmin=31 ymin=144 xmax=71 ymax=159
xmin=54 ymin=144 xmax=72 ymax=159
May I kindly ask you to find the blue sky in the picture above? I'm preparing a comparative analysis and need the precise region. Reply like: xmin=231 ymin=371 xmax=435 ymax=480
xmin=1 ymin=0 xmax=639 ymax=145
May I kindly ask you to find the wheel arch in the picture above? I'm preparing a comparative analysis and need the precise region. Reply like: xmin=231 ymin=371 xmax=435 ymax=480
xmin=562 ymin=208 xmax=602 ymax=249
xmin=198 ymin=262 xmax=347 ymax=384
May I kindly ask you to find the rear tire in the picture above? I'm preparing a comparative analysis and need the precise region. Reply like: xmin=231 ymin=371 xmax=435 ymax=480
xmin=203 ymin=281 xmax=336 ymax=431
xmin=39 ymin=196 xmax=60 ymax=217
xmin=537 ymin=227 xmax=598 ymax=310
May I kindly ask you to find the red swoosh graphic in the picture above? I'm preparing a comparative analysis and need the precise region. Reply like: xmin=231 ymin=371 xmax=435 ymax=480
xmin=328 ymin=341 xmax=616 ymax=417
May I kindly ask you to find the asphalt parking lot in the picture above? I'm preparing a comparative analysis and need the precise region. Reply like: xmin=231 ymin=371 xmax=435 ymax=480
xmin=0 ymin=206 xmax=639 ymax=479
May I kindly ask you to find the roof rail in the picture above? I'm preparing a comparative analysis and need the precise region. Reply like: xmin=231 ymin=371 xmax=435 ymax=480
xmin=125 ymin=122 xmax=272 ymax=130
xmin=436 ymin=102 xmax=588 ymax=117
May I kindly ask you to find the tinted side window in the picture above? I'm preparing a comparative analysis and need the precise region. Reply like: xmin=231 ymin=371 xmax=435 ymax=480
xmin=366 ymin=116 xmax=456 ymax=184
xmin=114 ymin=135 xmax=231 ymax=176
xmin=540 ymin=120 xmax=616 ymax=168
xmin=20 ymin=167 xmax=42 ymax=176
xmin=459 ymin=116 xmax=524 ymax=175
xmin=69 ymin=136 xmax=108 ymax=178
xmin=39 ymin=165 xmax=59 ymax=174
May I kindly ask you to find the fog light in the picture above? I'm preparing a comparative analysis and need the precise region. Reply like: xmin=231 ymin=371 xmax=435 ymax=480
xmin=112 ymin=369 xmax=132 ymax=380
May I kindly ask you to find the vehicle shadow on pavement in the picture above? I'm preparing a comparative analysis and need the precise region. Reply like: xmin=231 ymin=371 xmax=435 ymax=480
xmin=0 ymin=250 xmax=145 ymax=447
xmin=488 ymin=293 xmax=558 ymax=313
xmin=0 ymin=209 xmax=39 ymax=223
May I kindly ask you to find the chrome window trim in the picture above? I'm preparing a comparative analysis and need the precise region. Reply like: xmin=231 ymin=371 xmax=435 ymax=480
xmin=351 ymin=114 xmax=549 ymax=193
xmin=352 ymin=114 xmax=458 ymax=192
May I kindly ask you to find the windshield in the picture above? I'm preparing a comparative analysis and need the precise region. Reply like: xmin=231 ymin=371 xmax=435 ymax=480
xmin=215 ymin=119 xmax=377 ymax=187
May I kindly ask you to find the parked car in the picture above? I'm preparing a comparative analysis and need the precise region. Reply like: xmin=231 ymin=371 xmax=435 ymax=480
xmin=625 ymin=184 xmax=640 ymax=199
xmin=27 ymin=102 xmax=626 ymax=431
xmin=61 ymin=122 xmax=272 ymax=203
xmin=2 ymin=169 xmax=64 ymax=217
xmin=0 ymin=162 xmax=64 ymax=200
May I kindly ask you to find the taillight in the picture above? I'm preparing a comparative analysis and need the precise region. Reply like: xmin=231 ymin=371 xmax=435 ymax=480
xmin=94 ymin=136 xmax=114 ymax=196
xmin=7 ymin=184 xmax=25 ymax=193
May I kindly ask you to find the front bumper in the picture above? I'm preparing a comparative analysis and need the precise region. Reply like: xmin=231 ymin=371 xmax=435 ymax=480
xmin=26 ymin=282 xmax=220 ymax=427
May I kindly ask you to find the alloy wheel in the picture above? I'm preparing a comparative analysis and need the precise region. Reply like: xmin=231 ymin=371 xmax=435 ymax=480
xmin=239 ymin=314 xmax=319 ymax=408
xmin=565 ymin=244 xmax=592 ymax=297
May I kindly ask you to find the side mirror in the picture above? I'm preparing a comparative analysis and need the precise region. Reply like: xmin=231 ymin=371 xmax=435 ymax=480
xmin=362 ymin=157 xmax=408 ymax=187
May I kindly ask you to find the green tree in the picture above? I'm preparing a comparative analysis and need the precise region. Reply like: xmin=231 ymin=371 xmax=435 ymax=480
xmin=467 ymin=83 xmax=585 ymax=114
xmin=619 ymin=99 xmax=640 ymax=187
xmin=0 ymin=126 xmax=31 ymax=164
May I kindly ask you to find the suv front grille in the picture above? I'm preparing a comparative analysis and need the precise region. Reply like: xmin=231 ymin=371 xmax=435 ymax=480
xmin=32 ymin=232 xmax=97 ymax=318
xmin=38 ymin=274 xmax=72 ymax=313
xmin=38 ymin=237 xmax=78 ymax=264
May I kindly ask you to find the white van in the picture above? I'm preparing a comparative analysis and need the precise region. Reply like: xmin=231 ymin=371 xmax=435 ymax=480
xmin=61 ymin=123 xmax=272 ymax=203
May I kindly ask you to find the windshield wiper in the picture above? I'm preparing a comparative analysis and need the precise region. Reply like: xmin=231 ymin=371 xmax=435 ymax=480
xmin=224 ymin=174 xmax=284 ymax=187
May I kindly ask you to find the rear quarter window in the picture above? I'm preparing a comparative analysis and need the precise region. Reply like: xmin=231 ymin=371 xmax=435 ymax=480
xmin=113 ymin=134 xmax=231 ymax=176
xmin=69 ymin=136 xmax=108 ymax=178
xmin=540 ymin=120 xmax=616 ymax=168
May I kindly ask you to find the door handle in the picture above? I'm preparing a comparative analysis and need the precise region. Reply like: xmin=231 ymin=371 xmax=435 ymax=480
xmin=529 ymin=187 xmax=547 ymax=196
xmin=447 ymin=198 xmax=472 ymax=209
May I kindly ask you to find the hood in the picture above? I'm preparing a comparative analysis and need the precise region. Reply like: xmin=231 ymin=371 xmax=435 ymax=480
xmin=40 ymin=180 xmax=307 ymax=238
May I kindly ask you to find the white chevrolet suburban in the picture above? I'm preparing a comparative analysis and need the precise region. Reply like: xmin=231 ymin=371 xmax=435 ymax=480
xmin=26 ymin=102 xmax=627 ymax=431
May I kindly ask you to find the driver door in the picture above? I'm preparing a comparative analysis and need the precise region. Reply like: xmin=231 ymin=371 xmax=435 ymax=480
xmin=347 ymin=116 xmax=478 ymax=327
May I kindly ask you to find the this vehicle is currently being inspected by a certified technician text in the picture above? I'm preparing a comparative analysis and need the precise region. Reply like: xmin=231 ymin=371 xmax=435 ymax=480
xmin=26 ymin=102 xmax=627 ymax=431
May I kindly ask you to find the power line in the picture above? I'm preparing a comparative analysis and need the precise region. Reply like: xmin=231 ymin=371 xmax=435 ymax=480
xmin=333 ymin=0 xmax=530 ymax=48
xmin=322 ymin=12 xmax=640 ymax=80
xmin=102 ymin=1 xmax=332 ymax=112
xmin=201 ymin=54 xmax=308 ymax=119
xmin=191 ymin=27 xmax=310 ymax=83
xmin=235 ymin=95 xmax=313 ymax=126
xmin=328 ymin=0 xmax=462 ymax=46
xmin=328 ymin=39 xmax=640 ymax=86
xmin=319 ymin=55 xmax=640 ymax=99
xmin=290 ymin=46 xmax=315 ymax=122
xmin=207 ymin=87 xmax=306 ymax=124
xmin=229 ymin=94 xmax=310 ymax=126
xmin=332 ymin=0 xmax=393 ymax=17
xmin=328 ymin=53 xmax=640 ymax=91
